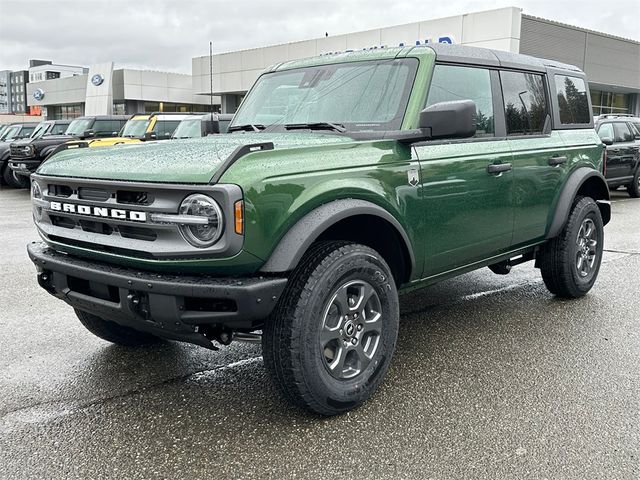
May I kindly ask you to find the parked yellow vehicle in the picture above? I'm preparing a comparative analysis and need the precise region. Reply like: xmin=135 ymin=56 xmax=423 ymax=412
xmin=80 ymin=112 xmax=200 ymax=147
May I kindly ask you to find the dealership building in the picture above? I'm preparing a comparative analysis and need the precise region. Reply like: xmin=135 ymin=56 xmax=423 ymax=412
xmin=27 ymin=63 xmax=215 ymax=119
xmin=192 ymin=6 xmax=640 ymax=116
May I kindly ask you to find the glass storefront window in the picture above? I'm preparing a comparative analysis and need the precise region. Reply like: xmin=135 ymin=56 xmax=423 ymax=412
xmin=47 ymin=104 xmax=84 ymax=119
xmin=591 ymin=89 xmax=631 ymax=116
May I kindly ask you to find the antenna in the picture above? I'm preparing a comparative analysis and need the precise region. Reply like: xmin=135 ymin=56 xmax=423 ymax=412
xmin=209 ymin=41 xmax=214 ymax=123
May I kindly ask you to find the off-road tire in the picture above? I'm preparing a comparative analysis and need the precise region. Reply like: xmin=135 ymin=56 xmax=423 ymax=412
xmin=539 ymin=196 xmax=604 ymax=298
xmin=627 ymin=169 xmax=640 ymax=198
xmin=262 ymin=241 xmax=399 ymax=416
xmin=75 ymin=309 xmax=162 ymax=346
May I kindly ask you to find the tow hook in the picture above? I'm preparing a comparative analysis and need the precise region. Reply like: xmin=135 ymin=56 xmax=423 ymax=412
xmin=37 ymin=270 xmax=55 ymax=294
xmin=126 ymin=292 xmax=151 ymax=320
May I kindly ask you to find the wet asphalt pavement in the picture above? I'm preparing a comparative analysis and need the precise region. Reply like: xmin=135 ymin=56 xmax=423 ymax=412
xmin=0 ymin=185 xmax=638 ymax=480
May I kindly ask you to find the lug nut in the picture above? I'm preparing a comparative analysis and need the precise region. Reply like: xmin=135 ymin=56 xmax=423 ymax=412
xmin=351 ymin=338 xmax=357 ymax=345
xmin=343 ymin=340 xmax=348 ymax=346
xmin=357 ymin=324 xmax=363 ymax=331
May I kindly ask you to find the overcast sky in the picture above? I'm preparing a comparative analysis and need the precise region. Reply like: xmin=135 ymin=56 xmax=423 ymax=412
xmin=1 ymin=0 xmax=638 ymax=73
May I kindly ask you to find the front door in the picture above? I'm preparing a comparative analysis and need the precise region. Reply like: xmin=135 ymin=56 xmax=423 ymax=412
xmin=414 ymin=63 xmax=513 ymax=277
xmin=415 ymin=140 xmax=514 ymax=276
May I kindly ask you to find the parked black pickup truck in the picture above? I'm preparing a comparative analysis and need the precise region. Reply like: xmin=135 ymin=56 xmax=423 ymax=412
xmin=596 ymin=114 xmax=640 ymax=197
xmin=8 ymin=115 xmax=129 ymax=188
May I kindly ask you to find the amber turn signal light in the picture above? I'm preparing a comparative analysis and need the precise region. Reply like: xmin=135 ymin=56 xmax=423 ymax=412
xmin=234 ymin=200 xmax=244 ymax=235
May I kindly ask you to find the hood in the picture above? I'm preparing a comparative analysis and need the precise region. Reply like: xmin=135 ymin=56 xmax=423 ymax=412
xmin=36 ymin=132 xmax=353 ymax=183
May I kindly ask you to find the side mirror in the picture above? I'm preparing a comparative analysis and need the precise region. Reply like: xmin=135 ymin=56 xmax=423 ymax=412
xmin=144 ymin=132 xmax=157 ymax=140
xmin=600 ymin=137 xmax=614 ymax=146
xmin=396 ymin=100 xmax=477 ymax=144
xmin=419 ymin=100 xmax=477 ymax=139
xmin=83 ymin=130 xmax=95 ymax=138
xmin=204 ymin=119 xmax=220 ymax=135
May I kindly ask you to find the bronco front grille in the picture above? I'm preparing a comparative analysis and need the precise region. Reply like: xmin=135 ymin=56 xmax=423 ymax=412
xmin=10 ymin=144 xmax=34 ymax=159
xmin=32 ymin=174 xmax=243 ymax=260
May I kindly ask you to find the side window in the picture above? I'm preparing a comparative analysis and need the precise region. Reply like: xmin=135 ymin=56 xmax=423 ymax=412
xmin=154 ymin=120 xmax=180 ymax=138
xmin=21 ymin=126 xmax=36 ymax=137
xmin=426 ymin=64 xmax=494 ymax=137
xmin=92 ymin=120 xmax=109 ymax=134
xmin=500 ymin=71 xmax=549 ymax=136
xmin=555 ymin=75 xmax=591 ymax=124
xmin=597 ymin=123 xmax=614 ymax=141
xmin=93 ymin=120 xmax=119 ymax=135
xmin=613 ymin=123 xmax=633 ymax=142
xmin=52 ymin=123 xmax=68 ymax=135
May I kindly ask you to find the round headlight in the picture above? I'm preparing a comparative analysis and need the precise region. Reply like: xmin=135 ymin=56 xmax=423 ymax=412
xmin=178 ymin=194 xmax=224 ymax=248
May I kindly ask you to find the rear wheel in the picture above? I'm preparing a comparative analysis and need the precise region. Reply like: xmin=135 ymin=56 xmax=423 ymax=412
xmin=539 ymin=196 xmax=604 ymax=298
xmin=75 ymin=309 xmax=162 ymax=346
xmin=627 ymin=169 xmax=640 ymax=198
xmin=263 ymin=242 xmax=399 ymax=416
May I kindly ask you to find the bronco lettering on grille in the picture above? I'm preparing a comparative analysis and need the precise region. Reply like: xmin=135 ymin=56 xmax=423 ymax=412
xmin=49 ymin=201 xmax=147 ymax=222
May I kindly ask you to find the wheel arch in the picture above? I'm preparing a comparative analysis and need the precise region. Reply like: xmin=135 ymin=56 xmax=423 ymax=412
xmin=259 ymin=199 xmax=416 ymax=285
xmin=547 ymin=167 xmax=611 ymax=239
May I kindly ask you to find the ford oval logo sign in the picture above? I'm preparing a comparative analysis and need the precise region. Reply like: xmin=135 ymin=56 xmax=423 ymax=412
xmin=91 ymin=74 xmax=104 ymax=86
xmin=33 ymin=88 xmax=45 ymax=101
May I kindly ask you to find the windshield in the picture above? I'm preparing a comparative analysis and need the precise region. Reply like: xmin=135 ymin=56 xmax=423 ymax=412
xmin=231 ymin=58 xmax=418 ymax=133
xmin=30 ymin=122 xmax=51 ymax=139
xmin=0 ymin=125 xmax=20 ymax=141
xmin=65 ymin=118 xmax=93 ymax=136
xmin=120 ymin=118 xmax=150 ymax=138
xmin=172 ymin=119 xmax=202 ymax=138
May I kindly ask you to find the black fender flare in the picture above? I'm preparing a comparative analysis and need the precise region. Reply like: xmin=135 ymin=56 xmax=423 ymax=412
xmin=546 ymin=167 xmax=610 ymax=239
xmin=260 ymin=199 xmax=416 ymax=276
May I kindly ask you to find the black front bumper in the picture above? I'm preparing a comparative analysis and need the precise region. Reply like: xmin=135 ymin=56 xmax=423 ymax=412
xmin=27 ymin=242 xmax=287 ymax=349
xmin=9 ymin=158 xmax=40 ymax=177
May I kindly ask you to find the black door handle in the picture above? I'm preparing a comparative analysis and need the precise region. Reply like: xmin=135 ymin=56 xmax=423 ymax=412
xmin=487 ymin=163 xmax=512 ymax=174
xmin=548 ymin=155 xmax=568 ymax=166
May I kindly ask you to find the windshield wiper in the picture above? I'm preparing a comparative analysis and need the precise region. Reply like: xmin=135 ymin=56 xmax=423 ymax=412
xmin=228 ymin=123 xmax=265 ymax=133
xmin=284 ymin=122 xmax=346 ymax=133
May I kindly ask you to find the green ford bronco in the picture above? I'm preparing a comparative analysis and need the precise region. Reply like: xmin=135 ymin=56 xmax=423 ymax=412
xmin=28 ymin=44 xmax=610 ymax=415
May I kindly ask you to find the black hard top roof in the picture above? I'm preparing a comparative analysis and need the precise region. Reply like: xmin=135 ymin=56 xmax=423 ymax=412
xmin=425 ymin=43 xmax=584 ymax=74
xmin=75 ymin=115 xmax=132 ymax=121
xmin=2 ymin=122 xmax=40 ymax=127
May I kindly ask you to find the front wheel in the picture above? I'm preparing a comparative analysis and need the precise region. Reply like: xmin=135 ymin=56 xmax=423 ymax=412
xmin=2 ymin=165 xmax=28 ymax=188
xmin=538 ymin=196 xmax=604 ymax=298
xmin=262 ymin=242 xmax=399 ymax=416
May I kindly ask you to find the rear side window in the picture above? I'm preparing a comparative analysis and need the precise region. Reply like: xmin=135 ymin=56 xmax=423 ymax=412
xmin=426 ymin=64 xmax=494 ymax=137
xmin=555 ymin=75 xmax=590 ymax=125
xmin=614 ymin=122 xmax=633 ymax=142
xmin=500 ymin=71 xmax=549 ymax=136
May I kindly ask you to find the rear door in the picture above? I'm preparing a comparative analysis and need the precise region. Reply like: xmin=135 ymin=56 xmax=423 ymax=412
xmin=414 ymin=64 xmax=514 ymax=276
xmin=506 ymin=71 xmax=574 ymax=245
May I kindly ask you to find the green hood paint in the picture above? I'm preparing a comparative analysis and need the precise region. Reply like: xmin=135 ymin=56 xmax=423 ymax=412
xmin=37 ymin=132 xmax=353 ymax=184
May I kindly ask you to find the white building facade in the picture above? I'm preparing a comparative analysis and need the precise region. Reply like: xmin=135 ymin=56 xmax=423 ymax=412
xmin=27 ymin=64 xmax=216 ymax=119
xmin=192 ymin=6 xmax=640 ymax=115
